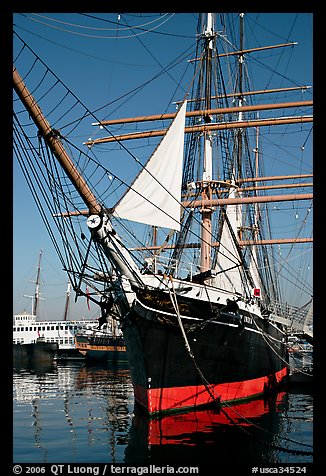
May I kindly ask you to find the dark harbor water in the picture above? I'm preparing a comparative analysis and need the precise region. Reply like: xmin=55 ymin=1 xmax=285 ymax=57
xmin=13 ymin=360 xmax=313 ymax=470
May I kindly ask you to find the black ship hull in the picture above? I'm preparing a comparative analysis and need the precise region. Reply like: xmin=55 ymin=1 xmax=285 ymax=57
xmin=121 ymin=291 xmax=289 ymax=416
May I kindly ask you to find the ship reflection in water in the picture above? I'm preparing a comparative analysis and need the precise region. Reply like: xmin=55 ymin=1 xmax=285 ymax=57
xmin=127 ymin=392 xmax=312 ymax=465
xmin=13 ymin=361 xmax=313 ymax=465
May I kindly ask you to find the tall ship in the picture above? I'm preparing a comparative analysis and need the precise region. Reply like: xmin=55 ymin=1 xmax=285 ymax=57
xmin=13 ymin=250 xmax=97 ymax=360
xmin=74 ymin=297 xmax=127 ymax=362
xmin=13 ymin=13 xmax=312 ymax=414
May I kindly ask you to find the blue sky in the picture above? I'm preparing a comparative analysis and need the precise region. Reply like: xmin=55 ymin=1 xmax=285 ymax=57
xmin=13 ymin=13 xmax=313 ymax=319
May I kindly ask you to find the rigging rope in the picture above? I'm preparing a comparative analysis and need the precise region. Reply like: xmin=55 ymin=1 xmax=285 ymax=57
xmin=13 ymin=32 xmax=264 ymax=296
xmin=21 ymin=13 xmax=176 ymax=39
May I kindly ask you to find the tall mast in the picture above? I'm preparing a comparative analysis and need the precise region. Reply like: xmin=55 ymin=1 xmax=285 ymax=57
xmin=236 ymin=13 xmax=245 ymax=170
xmin=238 ymin=13 xmax=245 ymax=119
xmin=200 ymin=13 xmax=214 ymax=272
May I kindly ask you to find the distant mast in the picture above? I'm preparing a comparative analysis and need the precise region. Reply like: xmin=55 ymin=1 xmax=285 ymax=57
xmin=63 ymin=281 xmax=72 ymax=321
xmin=200 ymin=13 xmax=214 ymax=272
xmin=23 ymin=249 xmax=43 ymax=317
xmin=33 ymin=249 xmax=43 ymax=316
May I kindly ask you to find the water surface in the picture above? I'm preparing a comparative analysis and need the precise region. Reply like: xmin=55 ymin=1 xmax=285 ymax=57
xmin=13 ymin=361 xmax=313 ymax=466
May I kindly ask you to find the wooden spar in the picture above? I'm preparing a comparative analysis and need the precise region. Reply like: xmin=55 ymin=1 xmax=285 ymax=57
xmin=214 ymin=182 xmax=313 ymax=193
xmin=237 ymin=173 xmax=313 ymax=183
xmin=54 ymin=192 xmax=313 ymax=218
xmin=180 ymin=182 xmax=312 ymax=202
xmin=13 ymin=66 xmax=101 ymax=215
xmin=92 ymin=100 xmax=312 ymax=126
xmin=129 ymin=237 xmax=313 ymax=251
xmin=183 ymin=193 xmax=313 ymax=209
xmin=85 ymin=116 xmax=312 ymax=145
xmin=237 ymin=238 xmax=312 ymax=245
xmin=174 ymin=86 xmax=312 ymax=104
xmin=189 ymin=42 xmax=298 ymax=62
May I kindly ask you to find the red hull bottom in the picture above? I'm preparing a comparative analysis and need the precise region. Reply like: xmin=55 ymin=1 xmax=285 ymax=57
xmin=134 ymin=367 xmax=288 ymax=415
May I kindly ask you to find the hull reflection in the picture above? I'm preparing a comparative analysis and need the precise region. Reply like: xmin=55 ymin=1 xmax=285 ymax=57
xmin=126 ymin=392 xmax=288 ymax=464
xmin=148 ymin=393 xmax=287 ymax=445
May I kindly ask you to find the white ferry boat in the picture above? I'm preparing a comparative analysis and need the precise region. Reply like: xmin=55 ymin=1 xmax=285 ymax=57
xmin=13 ymin=311 xmax=97 ymax=360
xmin=13 ymin=250 xmax=98 ymax=361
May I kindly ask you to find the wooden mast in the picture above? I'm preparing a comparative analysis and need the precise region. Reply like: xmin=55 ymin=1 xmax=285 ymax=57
xmin=199 ymin=13 xmax=214 ymax=272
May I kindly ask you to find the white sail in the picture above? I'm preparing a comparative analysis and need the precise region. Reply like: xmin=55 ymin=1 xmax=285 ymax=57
xmin=113 ymin=101 xmax=187 ymax=231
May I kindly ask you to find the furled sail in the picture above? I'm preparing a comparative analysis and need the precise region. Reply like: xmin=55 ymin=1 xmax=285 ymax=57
xmin=248 ymin=243 xmax=263 ymax=293
xmin=213 ymin=185 xmax=247 ymax=295
xmin=113 ymin=101 xmax=187 ymax=231
xmin=247 ymin=213 xmax=263 ymax=298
